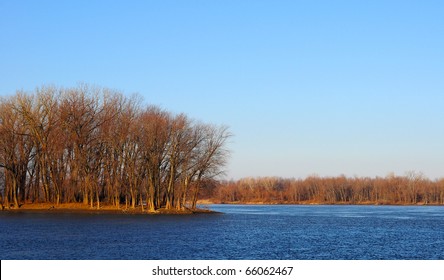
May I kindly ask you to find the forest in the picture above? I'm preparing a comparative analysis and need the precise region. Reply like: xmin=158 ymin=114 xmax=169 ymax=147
xmin=0 ymin=85 xmax=230 ymax=212
xmin=2 ymin=85 xmax=443 ymax=211
xmin=204 ymin=174 xmax=444 ymax=205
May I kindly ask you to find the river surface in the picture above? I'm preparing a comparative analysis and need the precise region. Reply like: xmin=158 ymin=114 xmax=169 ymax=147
xmin=1 ymin=205 xmax=443 ymax=259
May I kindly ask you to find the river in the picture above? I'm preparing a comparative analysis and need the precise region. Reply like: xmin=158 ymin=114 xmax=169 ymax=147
xmin=1 ymin=205 xmax=443 ymax=259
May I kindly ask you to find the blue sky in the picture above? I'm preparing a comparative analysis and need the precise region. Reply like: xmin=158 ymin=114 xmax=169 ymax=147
xmin=1 ymin=0 xmax=443 ymax=179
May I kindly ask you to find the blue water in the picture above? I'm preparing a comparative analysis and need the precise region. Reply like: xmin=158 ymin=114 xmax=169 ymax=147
xmin=1 ymin=205 xmax=443 ymax=259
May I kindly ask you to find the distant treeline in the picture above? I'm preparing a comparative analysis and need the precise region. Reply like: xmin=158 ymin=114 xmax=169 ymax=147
xmin=0 ymin=85 xmax=230 ymax=211
xmin=205 ymin=174 xmax=444 ymax=205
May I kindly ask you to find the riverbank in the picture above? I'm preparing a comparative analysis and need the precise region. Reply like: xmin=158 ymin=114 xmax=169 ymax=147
xmin=196 ymin=200 xmax=444 ymax=206
xmin=1 ymin=203 xmax=218 ymax=215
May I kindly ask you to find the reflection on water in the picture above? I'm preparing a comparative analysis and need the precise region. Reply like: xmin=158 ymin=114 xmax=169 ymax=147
xmin=1 ymin=205 xmax=443 ymax=259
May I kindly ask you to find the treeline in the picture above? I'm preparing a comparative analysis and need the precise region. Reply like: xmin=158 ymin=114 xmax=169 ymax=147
xmin=0 ymin=85 xmax=230 ymax=211
xmin=208 ymin=173 xmax=444 ymax=205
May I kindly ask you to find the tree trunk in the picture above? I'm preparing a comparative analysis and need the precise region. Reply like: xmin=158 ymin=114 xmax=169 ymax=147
xmin=191 ymin=180 xmax=201 ymax=210
xmin=12 ymin=178 xmax=19 ymax=208
xmin=180 ymin=176 xmax=190 ymax=210
xmin=96 ymin=190 xmax=100 ymax=209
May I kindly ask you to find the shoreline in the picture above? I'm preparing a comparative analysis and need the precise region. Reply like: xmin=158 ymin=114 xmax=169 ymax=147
xmin=197 ymin=200 xmax=444 ymax=206
xmin=2 ymin=201 xmax=442 ymax=215
xmin=1 ymin=203 xmax=219 ymax=215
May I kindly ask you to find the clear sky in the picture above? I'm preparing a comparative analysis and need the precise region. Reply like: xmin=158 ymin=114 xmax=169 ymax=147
xmin=1 ymin=0 xmax=443 ymax=179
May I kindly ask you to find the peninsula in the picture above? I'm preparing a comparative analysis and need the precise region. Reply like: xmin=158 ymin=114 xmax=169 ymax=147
xmin=0 ymin=85 xmax=230 ymax=213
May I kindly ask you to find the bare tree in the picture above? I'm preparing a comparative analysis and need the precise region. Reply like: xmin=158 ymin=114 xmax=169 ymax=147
xmin=0 ymin=96 xmax=34 ymax=208
xmin=0 ymin=85 xmax=232 ymax=211
xmin=190 ymin=125 xmax=231 ymax=209
xmin=138 ymin=106 xmax=170 ymax=212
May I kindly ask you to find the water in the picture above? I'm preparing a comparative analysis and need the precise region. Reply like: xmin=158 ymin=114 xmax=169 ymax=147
xmin=1 ymin=205 xmax=443 ymax=259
